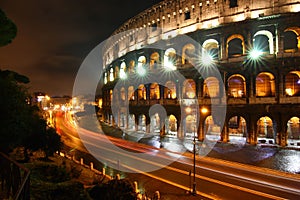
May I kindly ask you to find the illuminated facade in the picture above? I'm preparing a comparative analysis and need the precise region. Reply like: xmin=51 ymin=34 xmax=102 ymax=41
xmin=102 ymin=0 xmax=300 ymax=147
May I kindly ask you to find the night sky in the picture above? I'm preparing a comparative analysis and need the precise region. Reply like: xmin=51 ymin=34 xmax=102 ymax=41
xmin=0 ymin=0 xmax=163 ymax=96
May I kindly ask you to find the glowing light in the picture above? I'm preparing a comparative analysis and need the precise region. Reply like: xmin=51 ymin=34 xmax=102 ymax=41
xmin=201 ymin=107 xmax=208 ymax=114
xmin=119 ymin=70 xmax=127 ymax=79
xmin=285 ymin=88 xmax=294 ymax=96
xmin=202 ymin=52 xmax=214 ymax=66
xmin=137 ymin=66 xmax=146 ymax=76
xmin=185 ymin=107 xmax=192 ymax=113
xmin=164 ymin=60 xmax=176 ymax=71
xmin=249 ymin=49 xmax=263 ymax=60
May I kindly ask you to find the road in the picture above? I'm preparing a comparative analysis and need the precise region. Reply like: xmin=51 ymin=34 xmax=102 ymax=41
xmin=55 ymin=111 xmax=300 ymax=200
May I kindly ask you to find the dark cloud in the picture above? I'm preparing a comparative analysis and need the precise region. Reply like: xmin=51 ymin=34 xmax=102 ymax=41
xmin=0 ymin=0 xmax=162 ymax=96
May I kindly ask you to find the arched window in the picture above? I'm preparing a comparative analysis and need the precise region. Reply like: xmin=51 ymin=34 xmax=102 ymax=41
xmin=104 ymin=72 xmax=108 ymax=84
xmin=164 ymin=48 xmax=176 ymax=70
xmin=228 ymin=75 xmax=246 ymax=97
xmin=109 ymin=68 xmax=114 ymax=82
xmin=257 ymin=116 xmax=274 ymax=139
xmin=183 ymin=79 xmax=196 ymax=99
xmin=164 ymin=81 xmax=176 ymax=99
xmin=256 ymin=72 xmax=275 ymax=97
xmin=128 ymin=86 xmax=135 ymax=100
xmin=182 ymin=43 xmax=196 ymax=65
xmin=120 ymin=87 xmax=126 ymax=101
xmin=203 ymin=77 xmax=220 ymax=97
xmin=138 ymin=84 xmax=146 ymax=100
xmin=120 ymin=61 xmax=127 ymax=79
xmin=129 ymin=60 xmax=135 ymax=73
xmin=227 ymin=34 xmax=244 ymax=58
xmin=202 ymin=39 xmax=219 ymax=60
xmin=283 ymin=28 xmax=299 ymax=52
xmin=287 ymin=117 xmax=300 ymax=140
xmin=150 ymin=52 xmax=160 ymax=70
xmin=137 ymin=56 xmax=147 ymax=76
xmin=285 ymin=71 xmax=300 ymax=96
xmin=253 ymin=30 xmax=274 ymax=54
xmin=150 ymin=113 xmax=160 ymax=133
xmin=150 ymin=82 xmax=160 ymax=99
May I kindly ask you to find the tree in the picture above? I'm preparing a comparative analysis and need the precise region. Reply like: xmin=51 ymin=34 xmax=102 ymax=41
xmin=89 ymin=179 xmax=137 ymax=200
xmin=0 ymin=8 xmax=17 ymax=47
xmin=0 ymin=70 xmax=31 ymax=152
xmin=0 ymin=70 xmax=62 ymax=157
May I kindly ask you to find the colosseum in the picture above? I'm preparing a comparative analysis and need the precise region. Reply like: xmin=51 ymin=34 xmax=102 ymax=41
xmin=101 ymin=0 xmax=300 ymax=147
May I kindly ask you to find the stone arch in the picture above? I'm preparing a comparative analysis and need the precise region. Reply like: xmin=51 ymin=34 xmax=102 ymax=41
xmin=257 ymin=116 xmax=275 ymax=144
xmin=138 ymin=84 xmax=146 ymax=100
xmin=228 ymin=116 xmax=247 ymax=143
xmin=202 ymin=39 xmax=219 ymax=59
xmin=284 ymin=27 xmax=300 ymax=52
xmin=182 ymin=43 xmax=196 ymax=65
xmin=182 ymin=79 xmax=196 ymax=99
xmin=164 ymin=48 xmax=177 ymax=70
xmin=120 ymin=61 xmax=127 ymax=79
xmin=164 ymin=81 xmax=177 ymax=99
xmin=203 ymin=77 xmax=220 ymax=97
xmin=285 ymin=71 xmax=300 ymax=96
xmin=150 ymin=82 xmax=160 ymax=99
xmin=253 ymin=30 xmax=274 ymax=54
xmin=204 ymin=115 xmax=221 ymax=141
xmin=166 ymin=114 xmax=178 ymax=137
xmin=256 ymin=72 xmax=275 ymax=97
xmin=150 ymin=52 xmax=160 ymax=70
xmin=226 ymin=34 xmax=245 ymax=57
xmin=287 ymin=116 xmax=300 ymax=146
xmin=128 ymin=86 xmax=135 ymax=100
xmin=228 ymin=74 xmax=246 ymax=98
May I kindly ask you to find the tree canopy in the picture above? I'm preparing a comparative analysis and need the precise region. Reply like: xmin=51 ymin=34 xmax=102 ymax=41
xmin=0 ymin=8 xmax=17 ymax=47
xmin=0 ymin=69 xmax=61 ymax=157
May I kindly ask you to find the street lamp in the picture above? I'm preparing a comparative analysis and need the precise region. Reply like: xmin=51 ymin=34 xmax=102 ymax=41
xmin=192 ymin=124 xmax=197 ymax=195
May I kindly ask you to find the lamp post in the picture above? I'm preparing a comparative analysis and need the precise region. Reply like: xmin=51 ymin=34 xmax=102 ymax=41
xmin=192 ymin=125 xmax=196 ymax=195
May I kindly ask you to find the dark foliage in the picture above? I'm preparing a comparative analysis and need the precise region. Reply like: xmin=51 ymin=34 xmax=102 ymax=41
xmin=89 ymin=179 xmax=137 ymax=200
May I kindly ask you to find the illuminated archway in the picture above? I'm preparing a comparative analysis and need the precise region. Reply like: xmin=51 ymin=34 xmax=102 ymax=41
xmin=150 ymin=52 xmax=160 ymax=70
xmin=164 ymin=48 xmax=177 ymax=70
xmin=202 ymin=39 xmax=219 ymax=59
xmin=128 ymin=60 xmax=135 ymax=73
xmin=166 ymin=115 xmax=177 ymax=137
xmin=128 ymin=114 xmax=135 ymax=130
xmin=203 ymin=77 xmax=220 ymax=97
xmin=164 ymin=81 xmax=176 ymax=99
xmin=119 ymin=61 xmax=127 ymax=79
xmin=150 ymin=82 xmax=160 ymax=99
xmin=128 ymin=86 xmax=135 ymax=100
xmin=120 ymin=87 xmax=126 ymax=101
xmin=257 ymin=116 xmax=274 ymax=144
xmin=138 ymin=84 xmax=146 ymax=100
xmin=253 ymin=30 xmax=274 ymax=54
xmin=182 ymin=79 xmax=196 ymax=98
xmin=182 ymin=43 xmax=196 ymax=65
xmin=204 ymin=115 xmax=221 ymax=141
xmin=138 ymin=114 xmax=146 ymax=132
xmin=228 ymin=74 xmax=246 ymax=97
xmin=150 ymin=113 xmax=160 ymax=134
xmin=287 ymin=117 xmax=300 ymax=146
xmin=228 ymin=116 xmax=247 ymax=143
xmin=185 ymin=114 xmax=197 ymax=138
xmin=285 ymin=71 xmax=300 ymax=96
xmin=256 ymin=72 xmax=275 ymax=97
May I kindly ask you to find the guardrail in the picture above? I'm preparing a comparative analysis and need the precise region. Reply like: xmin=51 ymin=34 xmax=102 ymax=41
xmin=0 ymin=152 xmax=30 ymax=200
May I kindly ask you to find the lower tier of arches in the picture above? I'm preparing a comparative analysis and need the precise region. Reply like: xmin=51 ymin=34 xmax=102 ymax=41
xmin=101 ymin=104 xmax=300 ymax=147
